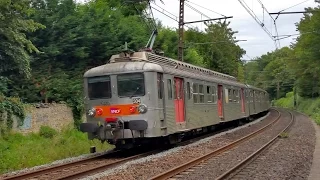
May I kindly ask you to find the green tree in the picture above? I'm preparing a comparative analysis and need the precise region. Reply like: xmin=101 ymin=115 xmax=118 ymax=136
xmin=0 ymin=0 xmax=43 ymax=90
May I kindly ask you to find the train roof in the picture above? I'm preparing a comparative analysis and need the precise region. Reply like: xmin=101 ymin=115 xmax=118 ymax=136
xmin=109 ymin=51 xmax=237 ymax=81
xmin=84 ymin=62 xmax=245 ymax=87
xmin=84 ymin=51 xmax=267 ymax=90
xmin=84 ymin=62 xmax=163 ymax=77
xmin=246 ymin=84 xmax=267 ymax=92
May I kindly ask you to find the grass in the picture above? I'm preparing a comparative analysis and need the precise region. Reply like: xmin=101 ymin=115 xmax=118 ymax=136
xmin=279 ymin=132 xmax=289 ymax=138
xmin=274 ymin=92 xmax=320 ymax=125
xmin=0 ymin=125 xmax=113 ymax=174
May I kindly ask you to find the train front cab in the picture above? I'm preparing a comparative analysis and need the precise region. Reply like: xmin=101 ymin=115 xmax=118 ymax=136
xmin=79 ymin=62 xmax=166 ymax=148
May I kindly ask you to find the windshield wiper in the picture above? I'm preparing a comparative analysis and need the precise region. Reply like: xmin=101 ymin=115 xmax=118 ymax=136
xmin=129 ymin=87 xmax=140 ymax=98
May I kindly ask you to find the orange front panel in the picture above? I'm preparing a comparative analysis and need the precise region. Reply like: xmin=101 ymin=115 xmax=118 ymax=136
xmin=94 ymin=104 xmax=139 ymax=117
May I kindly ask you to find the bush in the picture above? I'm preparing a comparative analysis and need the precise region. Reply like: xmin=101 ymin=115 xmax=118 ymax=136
xmin=275 ymin=92 xmax=320 ymax=126
xmin=39 ymin=126 xmax=57 ymax=139
xmin=0 ymin=124 xmax=113 ymax=174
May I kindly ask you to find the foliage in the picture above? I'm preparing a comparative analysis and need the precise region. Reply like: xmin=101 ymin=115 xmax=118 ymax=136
xmin=0 ymin=125 xmax=113 ymax=174
xmin=0 ymin=0 xmax=44 ymax=78
xmin=244 ymin=47 xmax=295 ymax=100
xmin=39 ymin=126 xmax=57 ymax=139
xmin=274 ymin=92 xmax=320 ymax=125
xmin=0 ymin=95 xmax=25 ymax=132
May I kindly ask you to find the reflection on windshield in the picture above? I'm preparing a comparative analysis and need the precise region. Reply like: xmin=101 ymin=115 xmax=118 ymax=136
xmin=118 ymin=73 xmax=145 ymax=97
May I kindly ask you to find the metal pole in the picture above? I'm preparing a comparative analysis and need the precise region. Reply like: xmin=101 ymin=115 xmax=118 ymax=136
xmin=178 ymin=0 xmax=185 ymax=61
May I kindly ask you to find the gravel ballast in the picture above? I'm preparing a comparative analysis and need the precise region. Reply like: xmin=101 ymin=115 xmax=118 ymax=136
xmin=183 ymin=109 xmax=292 ymax=180
xmin=230 ymin=110 xmax=316 ymax=180
xmin=81 ymin=109 xmax=278 ymax=180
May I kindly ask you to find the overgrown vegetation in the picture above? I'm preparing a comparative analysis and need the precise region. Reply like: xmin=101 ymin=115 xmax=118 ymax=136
xmin=274 ymin=92 xmax=320 ymax=125
xmin=0 ymin=95 xmax=25 ymax=134
xmin=279 ymin=132 xmax=289 ymax=138
xmin=0 ymin=125 xmax=113 ymax=174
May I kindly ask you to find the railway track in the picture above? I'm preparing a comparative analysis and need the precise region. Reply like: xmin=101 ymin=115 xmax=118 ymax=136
xmin=2 ymin=148 xmax=160 ymax=180
xmin=216 ymin=110 xmax=295 ymax=180
xmin=1 ymin=111 xmax=271 ymax=180
xmin=150 ymin=109 xmax=293 ymax=180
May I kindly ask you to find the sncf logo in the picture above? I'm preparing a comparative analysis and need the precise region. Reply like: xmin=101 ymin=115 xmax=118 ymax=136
xmin=110 ymin=108 xmax=121 ymax=114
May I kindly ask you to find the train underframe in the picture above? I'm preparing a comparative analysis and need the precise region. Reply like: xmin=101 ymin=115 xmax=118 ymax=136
xmin=87 ymin=110 xmax=269 ymax=150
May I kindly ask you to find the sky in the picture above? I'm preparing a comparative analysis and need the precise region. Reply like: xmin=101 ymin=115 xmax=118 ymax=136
xmin=150 ymin=0 xmax=318 ymax=59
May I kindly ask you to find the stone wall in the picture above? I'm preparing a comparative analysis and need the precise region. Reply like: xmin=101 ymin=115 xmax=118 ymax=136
xmin=14 ymin=103 xmax=74 ymax=133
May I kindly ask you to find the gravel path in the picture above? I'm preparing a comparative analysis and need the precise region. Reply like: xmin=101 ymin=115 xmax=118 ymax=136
xmin=230 ymin=110 xmax=316 ymax=180
xmin=183 ymin=109 xmax=292 ymax=180
xmin=80 ymin=109 xmax=277 ymax=180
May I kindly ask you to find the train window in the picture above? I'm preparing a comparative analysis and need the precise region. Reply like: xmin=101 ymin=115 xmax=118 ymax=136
xmin=187 ymin=82 xmax=191 ymax=100
xmin=157 ymin=73 xmax=163 ymax=99
xmin=228 ymin=89 xmax=233 ymax=103
xmin=193 ymin=83 xmax=198 ymax=103
xmin=167 ymin=79 xmax=172 ymax=99
xmin=173 ymin=80 xmax=177 ymax=99
xmin=235 ymin=89 xmax=239 ymax=103
xmin=207 ymin=86 xmax=212 ymax=103
xmin=199 ymin=84 xmax=204 ymax=103
xmin=88 ymin=76 xmax=111 ymax=99
xmin=118 ymin=73 xmax=145 ymax=97
xmin=212 ymin=86 xmax=217 ymax=103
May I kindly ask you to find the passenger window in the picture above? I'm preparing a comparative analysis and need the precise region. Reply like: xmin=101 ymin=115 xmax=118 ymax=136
xmin=193 ymin=83 xmax=198 ymax=103
xmin=212 ymin=86 xmax=217 ymax=103
xmin=187 ymin=82 xmax=191 ymax=100
xmin=167 ymin=79 xmax=172 ymax=99
xmin=225 ymin=88 xmax=228 ymax=103
xmin=199 ymin=84 xmax=204 ymax=103
xmin=157 ymin=73 xmax=163 ymax=99
xmin=228 ymin=89 xmax=233 ymax=103
xmin=207 ymin=86 xmax=212 ymax=103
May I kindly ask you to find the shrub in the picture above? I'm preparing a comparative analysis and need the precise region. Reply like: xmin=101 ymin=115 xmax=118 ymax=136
xmin=0 ymin=124 xmax=113 ymax=174
xmin=39 ymin=126 xmax=57 ymax=139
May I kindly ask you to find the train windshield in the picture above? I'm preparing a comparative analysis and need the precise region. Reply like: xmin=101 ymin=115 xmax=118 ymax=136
xmin=88 ymin=76 xmax=111 ymax=99
xmin=118 ymin=73 xmax=145 ymax=97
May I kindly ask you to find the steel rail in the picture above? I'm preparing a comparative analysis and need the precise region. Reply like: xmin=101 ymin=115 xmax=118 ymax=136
xmin=149 ymin=109 xmax=281 ymax=180
xmin=57 ymin=149 xmax=161 ymax=180
xmin=215 ymin=110 xmax=294 ymax=180
xmin=2 ymin=150 xmax=121 ymax=180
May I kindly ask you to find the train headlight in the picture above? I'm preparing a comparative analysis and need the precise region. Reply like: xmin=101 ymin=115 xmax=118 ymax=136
xmin=138 ymin=104 xmax=148 ymax=114
xmin=88 ymin=108 xmax=96 ymax=117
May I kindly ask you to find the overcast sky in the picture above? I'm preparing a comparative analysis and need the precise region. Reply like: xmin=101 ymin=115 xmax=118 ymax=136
xmin=151 ymin=0 xmax=318 ymax=59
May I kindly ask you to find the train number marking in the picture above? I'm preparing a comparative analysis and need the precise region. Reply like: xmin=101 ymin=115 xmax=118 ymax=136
xmin=132 ymin=98 xmax=141 ymax=104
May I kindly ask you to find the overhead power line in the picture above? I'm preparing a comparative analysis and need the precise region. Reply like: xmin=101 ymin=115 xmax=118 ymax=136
xmin=186 ymin=0 xmax=227 ymax=17
xmin=256 ymin=0 xmax=281 ymax=48
xmin=185 ymin=2 xmax=211 ymax=20
xmin=273 ymin=30 xmax=320 ymax=40
xmin=278 ymin=0 xmax=311 ymax=13
xmin=237 ymin=0 xmax=277 ymax=48
xmin=150 ymin=5 xmax=195 ymax=29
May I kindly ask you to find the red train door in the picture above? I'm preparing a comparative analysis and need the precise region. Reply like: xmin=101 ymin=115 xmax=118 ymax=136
xmin=218 ymin=85 xmax=224 ymax=118
xmin=241 ymin=88 xmax=245 ymax=113
xmin=174 ymin=77 xmax=185 ymax=123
